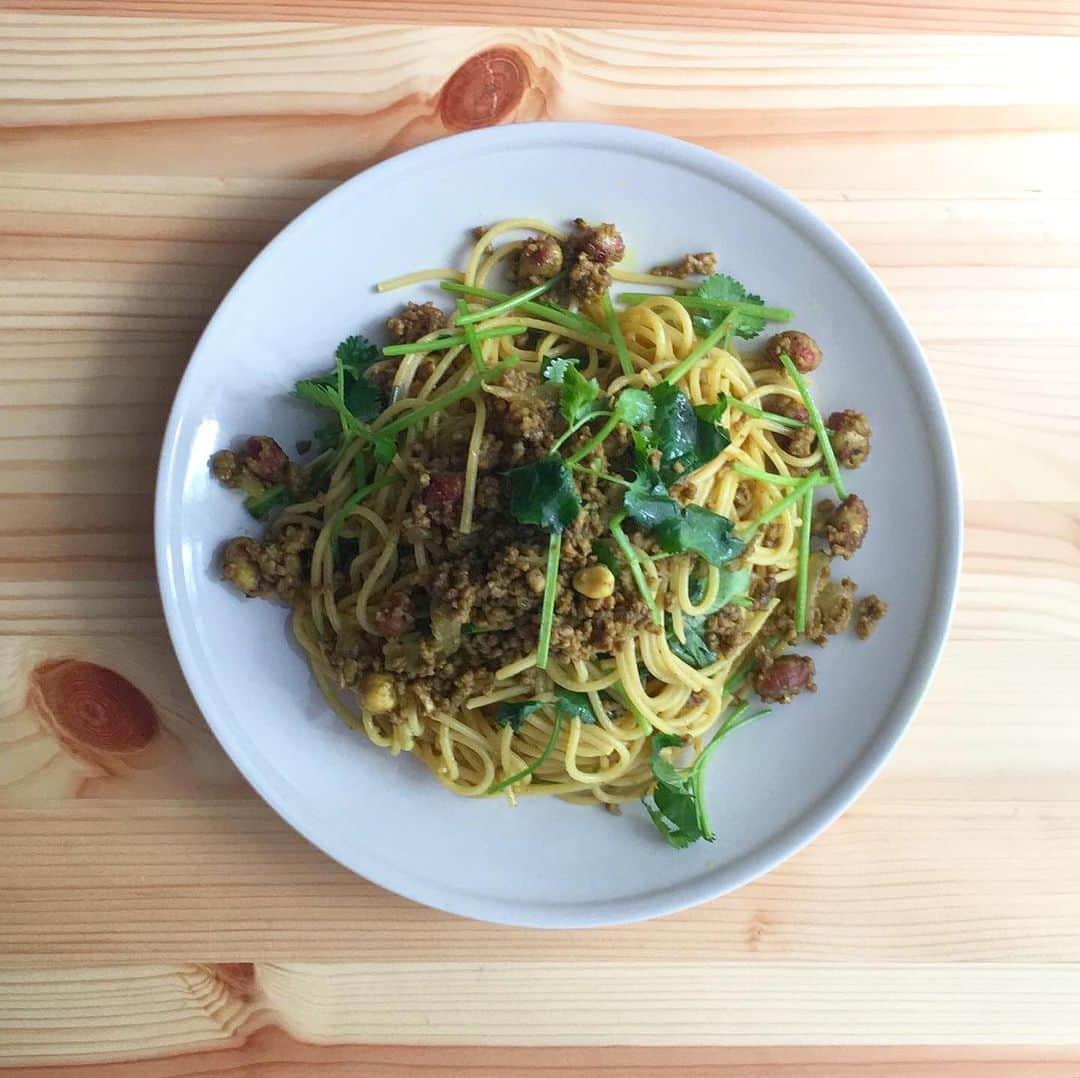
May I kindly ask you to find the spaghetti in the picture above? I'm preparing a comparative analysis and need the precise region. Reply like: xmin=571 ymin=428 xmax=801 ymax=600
xmin=211 ymin=217 xmax=882 ymax=847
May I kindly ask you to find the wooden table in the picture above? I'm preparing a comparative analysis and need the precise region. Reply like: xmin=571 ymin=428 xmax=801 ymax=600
xmin=2 ymin=2 xmax=1079 ymax=1073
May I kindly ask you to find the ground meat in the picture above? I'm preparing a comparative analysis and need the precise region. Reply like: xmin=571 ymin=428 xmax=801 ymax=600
xmin=422 ymin=472 xmax=465 ymax=527
xmin=211 ymin=436 xmax=294 ymax=495
xmin=764 ymin=330 xmax=823 ymax=374
xmin=733 ymin=480 xmax=755 ymax=517
xmin=760 ymin=521 xmax=783 ymax=549
xmin=568 ymin=254 xmax=611 ymax=303
xmin=704 ymin=605 xmax=749 ymax=658
xmin=563 ymin=219 xmax=624 ymax=303
xmin=753 ymin=654 xmax=817 ymax=703
xmin=386 ymin=301 xmax=450 ymax=345
xmin=649 ymin=252 xmax=718 ymax=278
xmin=484 ymin=368 xmax=559 ymax=465
xmin=372 ymin=592 xmax=415 ymax=637
xmin=516 ymin=235 xmax=563 ymax=285
xmin=824 ymin=494 xmax=869 ymax=559
xmin=827 ymin=409 xmax=872 ymax=469
xmin=749 ymin=569 xmax=778 ymax=610
xmin=856 ymin=595 xmax=888 ymax=639
xmin=220 ymin=524 xmax=311 ymax=602
xmin=241 ymin=435 xmax=288 ymax=483
xmin=811 ymin=497 xmax=836 ymax=539
xmin=765 ymin=395 xmax=815 ymax=457
xmin=570 ymin=219 xmax=625 ymax=265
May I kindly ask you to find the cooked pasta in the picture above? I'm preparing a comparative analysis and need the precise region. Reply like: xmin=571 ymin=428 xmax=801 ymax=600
xmin=210 ymin=217 xmax=883 ymax=847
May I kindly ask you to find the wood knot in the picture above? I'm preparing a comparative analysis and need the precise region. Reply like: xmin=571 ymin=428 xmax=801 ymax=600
xmin=28 ymin=659 xmax=159 ymax=758
xmin=439 ymin=48 xmax=528 ymax=131
xmin=205 ymin=962 xmax=258 ymax=1003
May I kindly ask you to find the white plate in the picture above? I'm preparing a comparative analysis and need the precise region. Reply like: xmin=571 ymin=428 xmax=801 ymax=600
xmin=155 ymin=123 xmax=961 ymax=927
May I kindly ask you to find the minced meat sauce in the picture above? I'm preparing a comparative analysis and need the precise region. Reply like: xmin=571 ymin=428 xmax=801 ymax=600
xmin=213 ymin=222 xmax=885 ymax=729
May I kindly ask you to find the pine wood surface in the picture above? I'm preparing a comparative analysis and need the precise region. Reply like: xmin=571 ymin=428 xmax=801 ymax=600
xmin=1 ymin=8 xmax=1079 ymax=1072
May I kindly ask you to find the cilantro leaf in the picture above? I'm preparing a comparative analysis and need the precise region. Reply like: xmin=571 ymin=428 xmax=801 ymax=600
xmin=654 ymin=504 xmax=745 ymax=567
xmin=642 ymin=705 xmax=770 ymax=848
xmin=642 ymin=733 xmax=703 ymax=848
xmin=614 ymin=387 xmax=655 ymax=427
xmin=554 ymin=687 xmax=597 ymax=724
xmin=294 ymin=332 xmax=387 ymax=438
xmin=592 ymin=539 xmax=619 ymax=574
xmin=648 ymin=383 xmax=731 ymax=484
xmin=294 ymin=379 xmax=347 ymax=415
xmin=344 ymin=378 xmax=384 ymax=423
xmin=667 ymin=617 xmax=715 ymax=668
xmin=667 ymin=567 xmax=752 ymax=669
xmin=624 ymin=477 xmax=679 ymax=532
xmin=545 ymin=359 xmax=603 ymax=429
xmin=494 ymin=700 xmax=544 ymax=732
xmin=508 ymin=454 xmax=582 ymax=533
xmin=335 ymin=334 xmax=380 ymax=378
xmin=691 ymin=274 xmax=767 ymax=340
xmin=692 ymin=565 xmax=753 ymax=613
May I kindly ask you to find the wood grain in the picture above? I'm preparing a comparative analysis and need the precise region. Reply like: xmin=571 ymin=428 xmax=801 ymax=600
xmin=3 ymin=0 xmax=1080 ymax=33
xmin=1 ymin=7 xmax=1079 ymax=1070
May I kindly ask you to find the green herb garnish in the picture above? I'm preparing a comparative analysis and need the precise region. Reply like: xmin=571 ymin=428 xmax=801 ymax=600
xmin=382 ymin=323 xmax=526 ymax=357
xmin=648 ymin=383 xmax=730 ymax=484
xmin=243 ymin=483 xmax=289 ymax=520
xmin=643 ymin=702 xmax=770 ymax=848
xmin=494 ymin=699 xmax=544 ymax=732
xmin=723 ymin=395 xmax=807 ymax=431
xmin=777 ymin=352 xmax=847 ymax=500
xmin=620 ymin=291 xmax=792 ymax=328
xmin=666 ymin=567 xmax=752 ymax=669
xmin=601 ymin=291 xmax=634 ymax=377
xmin=506 ymin=453 xmax=582 ymax=670
xmin=489 ymin=713 xmax=563 ymax=795
xmin=441 ymin=280 xmax=604 ymax=340
xmin=795 ymin=482 xmax=814 ymax=635
xmin=453 ymin=272 xmax=565 ymax=326
xmin=295 ymin=333 xmax=385 ymax=438
xmin=744 ymin=472 xmax=823 ymax=536
xmin=688 ymin=274 xmax=772 ymax=340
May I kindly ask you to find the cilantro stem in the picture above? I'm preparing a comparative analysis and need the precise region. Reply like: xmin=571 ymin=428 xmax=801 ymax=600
xmin=732 ymin=462 xmax=802 ymax=487
xmin=535 ymin=530 xmax=563 ymax=670
xmin=601 ymin=292 xmax=634 ymax=377
xmin=376 ymin=355 xmax=520 ymax=440
xmin=382 ymin=324 xmax=526 ymax=357
xmin=243 ymin=483 xmax=288 ymax=520
xmin=441 ymin=280 xmax=602 ymax=338
xmin=620 ymin=292 xmax=792 ymax=324
xmin=744 ymin=472 xmax=823 ymax=535
xmin=453 ymin=273 xmax=565 ymax=326
xmin=457 ymin=299 xmax=484 ymax=371
xmin=571 ymin=462 xmax=631 ymax=488
xmin=565 ymin=414 xmax=620 ymax=465
xmin=778 ymin=353 xmax=847 ymax=500
xmin=726 ymin=397 xmax=807 ymax=430
xmin=663 ymin=316 xmax=734 ymax=386
xmin=609 ymin=512 xmax=661 ymax=624
xmin=795 ymin=481 xmax=814 ymax=635
xmin=488 ymin=713 xmax=563 ymax=794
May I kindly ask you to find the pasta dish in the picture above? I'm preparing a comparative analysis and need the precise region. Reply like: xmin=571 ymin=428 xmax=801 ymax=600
xmin=210 ymin=217 xmax=885 ymax=847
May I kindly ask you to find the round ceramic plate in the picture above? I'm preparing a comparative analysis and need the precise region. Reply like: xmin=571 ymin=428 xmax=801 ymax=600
xmin=155 ymin=122 xmax=961 ymax=928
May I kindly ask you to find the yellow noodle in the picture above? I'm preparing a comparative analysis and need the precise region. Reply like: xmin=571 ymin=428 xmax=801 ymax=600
xmin=258 ymin=220 xmax=819 ymax=812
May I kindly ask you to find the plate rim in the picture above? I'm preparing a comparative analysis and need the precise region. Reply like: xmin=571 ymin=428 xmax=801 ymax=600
xmin=154 ymin=121 xmax=963 ymax=928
